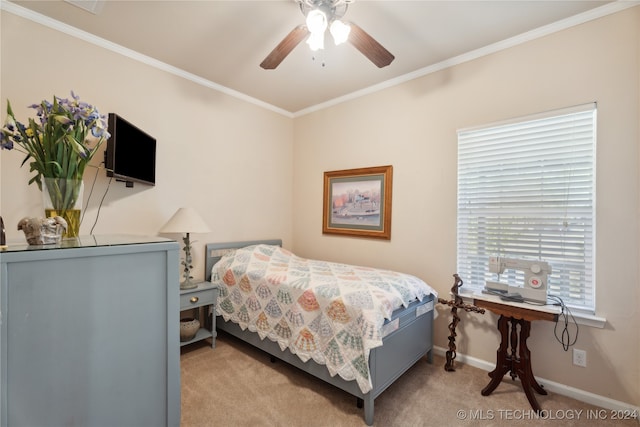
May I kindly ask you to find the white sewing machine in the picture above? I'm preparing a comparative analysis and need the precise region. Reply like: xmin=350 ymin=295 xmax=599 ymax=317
xmin=484 ymin=257 xmax=552 ymax=304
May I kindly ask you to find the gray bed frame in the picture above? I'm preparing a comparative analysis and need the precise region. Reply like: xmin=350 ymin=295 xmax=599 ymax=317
xmin=205 ymin=240 xmax=435 ymax=426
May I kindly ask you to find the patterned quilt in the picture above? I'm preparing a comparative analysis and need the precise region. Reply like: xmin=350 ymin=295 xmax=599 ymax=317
xmin=211 ymin=244 xmax=437 ymax=393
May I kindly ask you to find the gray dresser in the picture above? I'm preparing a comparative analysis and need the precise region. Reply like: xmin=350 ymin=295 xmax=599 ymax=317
xmin=0 ymin=235 xmax=180 ymax=427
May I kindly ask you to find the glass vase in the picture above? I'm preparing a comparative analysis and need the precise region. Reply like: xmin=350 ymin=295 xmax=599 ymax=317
xmin=42 ymin=178 xmax=84 ymax=238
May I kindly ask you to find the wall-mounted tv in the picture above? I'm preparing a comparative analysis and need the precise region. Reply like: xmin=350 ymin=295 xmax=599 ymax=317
xmin=105 ymin=113 xmax=156 ymax=187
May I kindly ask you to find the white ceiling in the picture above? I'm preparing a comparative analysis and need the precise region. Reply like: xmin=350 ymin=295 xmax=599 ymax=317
xmin=6 ymin=0 xmax=630 ymax=116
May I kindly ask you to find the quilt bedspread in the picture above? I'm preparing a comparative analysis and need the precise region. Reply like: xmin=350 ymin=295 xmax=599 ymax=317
xmin=211 ymin=244 xmax=437 ymax=393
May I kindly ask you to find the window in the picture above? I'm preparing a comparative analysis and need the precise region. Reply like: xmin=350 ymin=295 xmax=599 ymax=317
xmin=456 ymin=104 xmax=596 ymax=312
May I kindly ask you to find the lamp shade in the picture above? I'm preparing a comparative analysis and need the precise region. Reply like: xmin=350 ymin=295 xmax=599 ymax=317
xmin=160 ymin=207 xmax=210 ymax=234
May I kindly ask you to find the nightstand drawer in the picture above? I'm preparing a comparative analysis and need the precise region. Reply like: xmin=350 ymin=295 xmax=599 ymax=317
xmin=180 ymin=290 xmax=216 ymax=308
xmin=180 ymin=282 xmax=219 ymax=348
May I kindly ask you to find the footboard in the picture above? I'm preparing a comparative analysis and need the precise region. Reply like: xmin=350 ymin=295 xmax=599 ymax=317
xmin=371 ymin=296 xmax=434 ymax=395
xmin=359 ymin=295 xmax=434 ymax=424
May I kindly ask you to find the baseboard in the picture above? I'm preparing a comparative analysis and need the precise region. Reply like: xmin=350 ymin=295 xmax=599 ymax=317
xmin=433 ymin=345 xmax=640 ymax=418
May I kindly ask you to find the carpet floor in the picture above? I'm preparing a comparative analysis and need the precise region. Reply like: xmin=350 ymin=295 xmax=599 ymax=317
xmin=180 ymin=333 xmax=636 ymax=427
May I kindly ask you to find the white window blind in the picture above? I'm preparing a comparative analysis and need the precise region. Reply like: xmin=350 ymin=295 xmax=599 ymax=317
xmin=457 ymin=104 xmax=596 ymax=312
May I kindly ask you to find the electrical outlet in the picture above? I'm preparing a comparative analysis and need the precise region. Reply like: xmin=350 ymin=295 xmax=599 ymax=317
xmin=573 ymin=348 xmax=587 ymax=367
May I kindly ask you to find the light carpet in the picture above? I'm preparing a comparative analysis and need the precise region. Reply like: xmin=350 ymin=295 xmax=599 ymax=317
xmin=180 ymin=334 xmax=637 ymax=426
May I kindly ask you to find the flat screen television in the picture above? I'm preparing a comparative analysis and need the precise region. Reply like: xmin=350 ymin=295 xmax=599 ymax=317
xmin=105 ymin=113 xmax=156 ymax=187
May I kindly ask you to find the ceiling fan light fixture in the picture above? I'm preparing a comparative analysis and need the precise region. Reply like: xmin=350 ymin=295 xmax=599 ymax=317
xmin=329 ymin=19 xmax=350 ymax=45
xmin=260 ymin=0 xmax=394 ymax=70
xmin=306 ymin=31 xmax=325 ymax=51
xmin=306 ymin=9 xmax=328 ymax=34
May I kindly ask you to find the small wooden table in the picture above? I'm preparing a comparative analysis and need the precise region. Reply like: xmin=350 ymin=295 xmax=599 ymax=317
xmin=473 ymin=295 xmax=559 ymax=412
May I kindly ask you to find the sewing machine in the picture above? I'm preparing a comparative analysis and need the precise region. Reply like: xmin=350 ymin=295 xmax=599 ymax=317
xmin=484 ymin=257 xmax=551 ymax=304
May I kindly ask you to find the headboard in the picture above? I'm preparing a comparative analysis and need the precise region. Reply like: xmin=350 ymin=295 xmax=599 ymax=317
xmin=204 ymin=239 xmax=282 ymax=281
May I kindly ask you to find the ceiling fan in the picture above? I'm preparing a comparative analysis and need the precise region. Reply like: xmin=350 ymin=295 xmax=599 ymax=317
xmin=260 ymin=0 xmax=394 ymax=70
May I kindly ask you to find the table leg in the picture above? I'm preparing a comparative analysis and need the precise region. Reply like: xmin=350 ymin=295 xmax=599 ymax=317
xmin=516 ymin=319 xmax=546 ymax=411
xmin=481 ymin=315 xmax=511 ymax=396
xmin=509 ymin=317 xmax=519 ymax=380
xmin=483 ymin=315 xmax=547 ymax=411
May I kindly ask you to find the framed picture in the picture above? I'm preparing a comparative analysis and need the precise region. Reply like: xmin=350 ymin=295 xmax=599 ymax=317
xmin=323 ymin=165 xmax=393 ymax=239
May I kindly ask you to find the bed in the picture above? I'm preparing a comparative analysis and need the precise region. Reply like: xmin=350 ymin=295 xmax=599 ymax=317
xmin=205 ymin=239 xmax=437 ymax=425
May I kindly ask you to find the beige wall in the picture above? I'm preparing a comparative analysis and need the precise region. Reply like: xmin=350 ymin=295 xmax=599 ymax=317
xmin=2 ymin=4 xmax=638 ymax=409
xmin=0 ymin=12 xmax=294 ymax=280
xmin=292 ymin=8 xmax=639 ymax=406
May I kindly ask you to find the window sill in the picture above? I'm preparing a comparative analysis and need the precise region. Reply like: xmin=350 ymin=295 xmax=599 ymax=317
xmin=568 ymin=311 xmax=606 ymax=328
xmin=457 ymin=291 xmax=606 ymax=329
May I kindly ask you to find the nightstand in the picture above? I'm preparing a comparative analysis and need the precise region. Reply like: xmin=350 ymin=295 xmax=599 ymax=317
xmin=180 ymin=281 xmax=219 ymax=348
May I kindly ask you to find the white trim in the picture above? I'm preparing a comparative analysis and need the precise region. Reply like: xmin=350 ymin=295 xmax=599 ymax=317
xmin=433 ymin=346 xmax=639 ymax=416
xmin=294 ymin=1 xmax=638 ymax=117
xmin=457 ymin=102 xmax=597 ymax=134
xmin=568 ymin=311 xmax=607 ymax=329
xmin=2 ymin=0 xmax=638 ymax=118
xmin=0 ymin=1 xmax=294 ymax=118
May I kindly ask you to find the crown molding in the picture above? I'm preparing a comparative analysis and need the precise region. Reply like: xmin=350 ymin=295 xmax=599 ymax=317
xmin=293 ymin=1 xmax=640 ymax=117
xmin=0 ymin=0 xmax=294 ymax=118
xmin=2 ymin=0 xmax=637 ymax=118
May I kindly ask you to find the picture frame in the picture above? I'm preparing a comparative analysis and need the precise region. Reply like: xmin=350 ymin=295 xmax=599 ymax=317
xmin=323 ymin=165 xmax=393 ymax=239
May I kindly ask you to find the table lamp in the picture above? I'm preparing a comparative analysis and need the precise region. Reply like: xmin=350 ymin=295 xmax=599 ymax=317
xmin=160 ymin=207 xmax=210 ymax=289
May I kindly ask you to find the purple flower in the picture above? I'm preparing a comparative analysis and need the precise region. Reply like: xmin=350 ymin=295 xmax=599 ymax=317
xmin=0 ymin=131 xmax=14 ymax=149
xmin=2 ymin=91 xmax=109 ymax=186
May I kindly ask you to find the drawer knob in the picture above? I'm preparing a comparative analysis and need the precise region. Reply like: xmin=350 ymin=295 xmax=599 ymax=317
xmin=190 ymin=296 xmax=199 ymax=304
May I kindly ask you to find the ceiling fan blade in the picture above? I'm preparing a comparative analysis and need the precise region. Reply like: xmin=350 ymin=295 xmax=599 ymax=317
xmin=260 ymin=25 xmax=309 ymax=70
xmin=347 ymin=22 xmax=394 ymax=68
